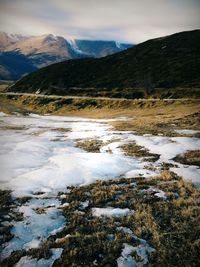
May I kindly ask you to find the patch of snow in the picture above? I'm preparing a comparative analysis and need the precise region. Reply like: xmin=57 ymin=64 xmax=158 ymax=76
xmin=131 ymin=135 xmax=200 ymax=161
xmin=59 ymin=203 xmax=69 ymax=208
xmin=67 ymin=38 xmax=84 ymax=54
xmin=125 ymin=168 xmax=157 ymax=178
xmin=174 ymin=129 xmax=200 ymax=134
xmin=115 ymin=41 xmax=122 ymax=49
xmin=148 ymin=187 xmax=167 ymax=200
xmin=1 ymin=198 xmax=65 ymax=259
xmin=59 ymin=194 xmax=67 ymax=199
xmin=171 ymin=164 xmax=200 ymax=187
xmin=92 ymin=207 xmax=133 ymax=217
xmin=100 ymin=141 xmax=125 ymax=154
xmin=127 ymin=135 xmax=200 ymax=184
xmin=14 ymin=248 xmax=63 ymax=267
xmin=24 ymin=239 xmax=41 ymax=250
xmin=117 ymin=243 xmax=137 ymax=267
xmin=80 ymin=200 xmax=89 ymax=209
xmin=0 ymin=111 xmax=6 ymax=117
xmin=117 ymin=228 xmax=155 ymax=267
xmin=117 ymin=256 xmax=137 ymax=267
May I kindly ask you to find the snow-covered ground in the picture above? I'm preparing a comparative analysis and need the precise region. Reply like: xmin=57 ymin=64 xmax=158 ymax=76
xmin=0 ymin=112 xmax=199 ymax=264
xmin=0 ymin=114 xmax=158 ymax=195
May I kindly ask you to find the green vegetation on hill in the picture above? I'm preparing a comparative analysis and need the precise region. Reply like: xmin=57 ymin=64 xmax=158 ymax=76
xmin=9 ymin=30 xmax=200 ymax=98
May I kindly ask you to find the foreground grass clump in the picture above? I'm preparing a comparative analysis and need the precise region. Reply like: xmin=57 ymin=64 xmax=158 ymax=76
xmin=76 ymin=139 xmax=103 ymax=152
xmin=53 ymin=172 xmax=199 ymax=267
xmin=122 ymin=142 xmax=160 ymax=162
xmin=1 ymin=173 xmax=199 ymax=267
xmin=173 ymin=150 xmax=200 ymax=166
xmin=112 ymin=110 xmax=200 ymax=136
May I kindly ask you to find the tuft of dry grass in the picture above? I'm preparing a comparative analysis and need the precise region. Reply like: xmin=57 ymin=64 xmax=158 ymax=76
xmin=76 ymin=139 xmax=103 ymax=152
xmin=173 ymin=150 xmax=200 ymax=167
xmin=121 ymin=142 xmax=160 ymax=162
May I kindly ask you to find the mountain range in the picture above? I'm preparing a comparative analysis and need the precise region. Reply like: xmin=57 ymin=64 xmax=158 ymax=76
xmin=9 ymin=30 xmax=200 ymax=98
xmin=0 ymin=32 xmax=132 ymax=80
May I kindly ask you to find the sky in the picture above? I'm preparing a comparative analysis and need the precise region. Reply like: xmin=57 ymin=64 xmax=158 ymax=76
xmin=0 ymin=0 xmax=199 ymax=43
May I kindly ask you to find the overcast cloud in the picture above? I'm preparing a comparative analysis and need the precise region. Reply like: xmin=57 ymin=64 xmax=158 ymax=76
xmin=0 ymin=0 xmax=199 ymax=43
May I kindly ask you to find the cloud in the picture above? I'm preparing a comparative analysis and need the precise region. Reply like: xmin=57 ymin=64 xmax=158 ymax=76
xmin=0 ymin=0 xmax=199 ymax=43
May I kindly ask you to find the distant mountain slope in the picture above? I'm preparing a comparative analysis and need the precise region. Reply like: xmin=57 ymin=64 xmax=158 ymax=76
xmin=74 ymin=40 xmax=132 ymax=57
xmin=0 ymin=32 xmax=132 ymax=80
xmin=0 ymin=32 xmax=28 ymax=50
xmin=0 ymin=51 xmax=37 ymax=80
xmin=10 ymin=30 xmax=200 ymax=98
xmin=4 ymin=34 xmax=86 ymax=68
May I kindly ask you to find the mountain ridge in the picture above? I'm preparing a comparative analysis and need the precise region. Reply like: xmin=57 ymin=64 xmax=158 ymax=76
xmin=0 ymin=32 xmax=132 ymax=80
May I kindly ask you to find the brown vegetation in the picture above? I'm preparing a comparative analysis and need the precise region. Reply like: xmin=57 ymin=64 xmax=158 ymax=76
xmin=1 ymin=172 xmax=200 ymax=267
xmin=122 ymin=142 xmax=160 ymax=162
xmin=76 ymin=139 xmax=103 ymax=152
xmin=173 ymin=150 xmax=200 ymax=167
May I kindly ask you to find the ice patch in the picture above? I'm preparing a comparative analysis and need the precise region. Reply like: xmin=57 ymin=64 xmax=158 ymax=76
xmin=80 ymin=200 xmax=89 ymax=209
xmin=128 ymin=135 xmax=200 ymax=184
xmin=14 ymin=248 xmax=63 ymax=267
xmin=1 ymin=198 xmax=65 ymax=259
xmin=148 ymin=187 xmax=167 ymax=199
xmin=100 ymin=141 xmax=126 ymax=154
xmin=92 ymin=207 xmax=133 ymax=217
xmin=171 ymin=164 xmax=200 ymax=186
xmin=174 ymin=129 xmax=200 ymax=134
xmin=117 ymin=228 xmax=155 ymax=267
xmin=0 ymin=111 xmax=6 ymax=117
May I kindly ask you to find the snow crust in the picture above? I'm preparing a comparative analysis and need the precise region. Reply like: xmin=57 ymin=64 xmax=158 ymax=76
xmin=14 ymin=248 xmax=63 ymax=267
xmin=1 ymin=198 xmax=65 ymax=259
xmin=92 ymin=207 xmax=133 ymax=217
xmin=0 ymin=113 xmax=199 ymax=191
xmin=0 ymin=115 xmax=148 ymax=195
xmin=117 ymin=227 xmax=155 ymax=267
xmin=174 ymin=129 xmax=200 ymax=134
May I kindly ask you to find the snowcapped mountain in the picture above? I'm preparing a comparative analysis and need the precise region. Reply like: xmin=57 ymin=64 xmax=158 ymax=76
xmin=0 ymin=32 xmax=28 ymax=50
xmin=0 ymin=32 xmax=133 ymax=80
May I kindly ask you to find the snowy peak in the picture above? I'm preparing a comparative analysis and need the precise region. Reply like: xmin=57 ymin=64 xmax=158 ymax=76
xmin=0 ymin=32 xmax=133 ymax=80
xmin=0 ymin=32 xmax=28 ymax=49
xmin=0 ymin=32 xmax=132 ymax=60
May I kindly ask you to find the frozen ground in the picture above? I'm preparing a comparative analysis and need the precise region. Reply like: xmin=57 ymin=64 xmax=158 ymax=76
xmin=92 ymin=207 xmax=133 ymax=217
xmin=0 ymin=112 xmax=199 ymax=264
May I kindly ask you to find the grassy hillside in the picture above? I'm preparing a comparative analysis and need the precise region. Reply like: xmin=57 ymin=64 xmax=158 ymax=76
xmin=9 ymin=30 xmax=200 ymax=98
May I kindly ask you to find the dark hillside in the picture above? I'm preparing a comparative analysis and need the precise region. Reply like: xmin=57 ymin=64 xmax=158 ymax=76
xmin=10 ymin=30 xmax=200 ymax=98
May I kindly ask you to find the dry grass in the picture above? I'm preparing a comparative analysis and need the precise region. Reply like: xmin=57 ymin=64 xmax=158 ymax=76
xmin=1 ymin=95 xmax=199 ymax=137
xmin=121 ymin=142 xmax=160 ymax=162
xmin=76 ymin=139 xmax=103 ymax=152
xmin=173 ymin=150 xmax=200 ymax=167
xmin=1 ymin=173 xmax=200 ymax=267
xmin=55 ymin=173 xmax=200 ymax=267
